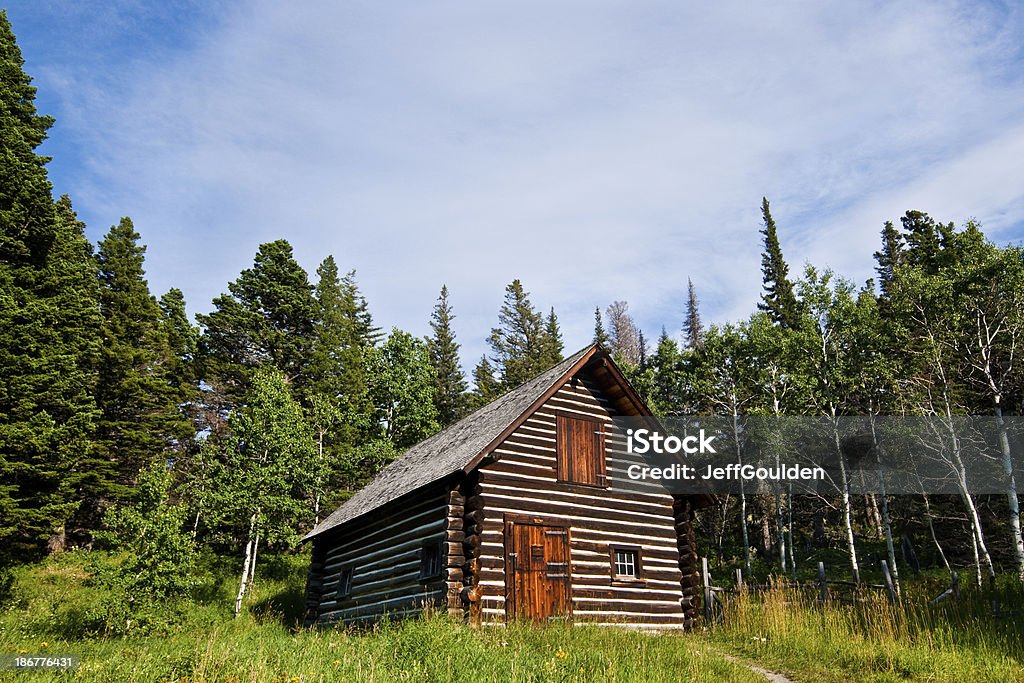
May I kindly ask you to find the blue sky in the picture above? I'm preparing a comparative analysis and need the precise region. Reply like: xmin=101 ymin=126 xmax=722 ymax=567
xmin=7 ymin=1 xmax=1024 ymax=368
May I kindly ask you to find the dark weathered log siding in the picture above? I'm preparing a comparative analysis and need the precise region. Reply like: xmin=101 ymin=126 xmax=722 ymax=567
xmin=307 ymin=483 xmax=449 ymax=625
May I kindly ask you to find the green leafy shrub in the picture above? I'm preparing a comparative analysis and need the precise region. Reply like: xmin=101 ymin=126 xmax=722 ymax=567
xmin=91 ymin=462 xmax=199 ymax=635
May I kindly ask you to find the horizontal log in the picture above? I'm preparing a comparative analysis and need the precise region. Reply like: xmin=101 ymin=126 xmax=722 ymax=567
xmin=572 ymin=613 xmax=687 ymax=626
xmin=479 ymin=500 xmax=677 ymax=540
xmin=572 ymin=585 xmax=684 ymax=602
xmin=325 ymin=502 xmax=447 ymax=559
xmin=571 ymin=599 xmax=684 ymax=615
xmin=479 ymin=474 xmax=673 ymax=513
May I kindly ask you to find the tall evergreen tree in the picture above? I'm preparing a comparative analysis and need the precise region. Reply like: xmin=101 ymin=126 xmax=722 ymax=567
xmin=873 ymin=221 xmax=904 ymax=298
xmin=648 ymin=328 xmax=683 ymax=414
xmin=637 ymin=329 xmax=648 ymax=370
xmin=197 ymin=240 xmax=318 ymax=402
xmin=541 ymin=307 xmax=565 ymax=367
xmin=159 ymin=287 xmax=199 ymax=393
xmin=0 ymin=14 xmax=100 ymax=561
xmin=900 ymin=210 xmax=953 ymax=274
xmin=471 ymin=355 xmax=500 ymax=407
xmin=0 ymin=10 xmax=54 ymax=265
xmin=684 ymin=277 xmax=704 ymax=349
xmin=309 ymin=257 xmax=375 ymax=443
xmin=757 ymin=197 xmax=800 ymax=328
xmin=487 ymin=279 xmax=549 ymax=389
xmin=93 ymin=218 xmax=188 ymax=508
xmin=593 ymin=306 xmax=609 ymax=347
xmin=426 ymin=285 xmax=468 ymax=426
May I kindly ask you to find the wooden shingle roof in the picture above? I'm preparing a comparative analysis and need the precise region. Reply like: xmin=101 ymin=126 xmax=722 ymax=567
xmin=305 ymin=345 xmax=623 ymax=540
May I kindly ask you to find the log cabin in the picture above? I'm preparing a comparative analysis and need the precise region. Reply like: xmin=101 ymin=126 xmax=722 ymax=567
xmin=302 ymin=344 xmax=711 ymax=629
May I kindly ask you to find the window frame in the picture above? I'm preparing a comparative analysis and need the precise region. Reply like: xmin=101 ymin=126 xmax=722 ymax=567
xmin=337 ymin=565 xmax=354 ymax=599
xmin=418 ymin=540 xmax=443 ymax=582
xmin=555 ymin=412 xmax=608 ymax=488
xmin=609 ymin=545 xmax=644 ymax=584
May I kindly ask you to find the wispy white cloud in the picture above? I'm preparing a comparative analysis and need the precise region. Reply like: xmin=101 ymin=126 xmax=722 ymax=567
xmin=19 ymin=0 xmax=1024 ymax=365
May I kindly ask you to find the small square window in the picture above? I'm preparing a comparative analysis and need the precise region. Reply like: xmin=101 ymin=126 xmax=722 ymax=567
xmin=610 ymin=545 xmax=642 ymax=581
xmin=337 ymin=566 xmax=353 ymax=599
xmin=419 ymin=541 xmax=442 ymax=581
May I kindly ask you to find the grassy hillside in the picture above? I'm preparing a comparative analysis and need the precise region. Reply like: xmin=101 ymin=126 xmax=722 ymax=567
xmin=1 ymin=551 xmax=1022 ymax=682
xmin=0 ymin=552 xmax=757 ymax=682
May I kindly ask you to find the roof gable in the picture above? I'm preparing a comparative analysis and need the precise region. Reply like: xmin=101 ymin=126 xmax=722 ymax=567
xmin=307 ymin=344 xmax=654 ymax=540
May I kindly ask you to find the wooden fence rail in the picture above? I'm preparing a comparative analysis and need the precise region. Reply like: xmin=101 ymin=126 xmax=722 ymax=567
xmin=701 ymin=558 xmax=906 ymax=624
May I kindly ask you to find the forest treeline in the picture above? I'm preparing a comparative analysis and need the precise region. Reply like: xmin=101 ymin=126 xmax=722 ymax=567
xmin=1 ymin=10 xmax=1023 ymax=627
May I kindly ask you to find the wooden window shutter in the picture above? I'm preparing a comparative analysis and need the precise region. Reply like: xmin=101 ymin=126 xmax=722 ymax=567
xmin=556 ymin=414 xmax=606 ymax=487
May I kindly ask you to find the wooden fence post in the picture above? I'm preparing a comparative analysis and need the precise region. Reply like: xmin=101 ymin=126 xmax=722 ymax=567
xmin=817 ymin=561 xmax=828 ymax=603
xmin=702 ymin=557 xmax=712 ymax=623
xmin=951 ymin=570 xmax=960 ymax=599
xmin=735 ymin=567 xmax=743 ymax=591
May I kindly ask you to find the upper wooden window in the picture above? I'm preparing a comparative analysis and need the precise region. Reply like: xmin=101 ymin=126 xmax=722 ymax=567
xmin=556 ymin=414 xmax=607 ymax=487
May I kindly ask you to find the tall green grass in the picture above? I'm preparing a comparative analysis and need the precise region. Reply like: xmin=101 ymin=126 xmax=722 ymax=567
xmin=0 ymin=552 xmax=759 ymax=682
xmin=708 ymin=577 xmax=1024 ymax=682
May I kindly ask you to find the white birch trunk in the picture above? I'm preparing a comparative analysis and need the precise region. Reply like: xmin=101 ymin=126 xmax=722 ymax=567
xmin=995 ymin=407 xmax=1024 ymax=581
xmin=871 ymin=416 xmax=899 ymax=597
xmin=832 ymin=413 xmax=860 ymax=584
xmin=234 ymin=512 xmax=257 ymax=618
xmin=248 ymin=531 xmax=260 ymax=593
xmin=922 ymin=492 xmax=950 ymax=572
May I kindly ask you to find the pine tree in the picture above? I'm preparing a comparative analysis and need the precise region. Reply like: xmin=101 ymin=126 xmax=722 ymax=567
xmin=684 ymin=277 xmax=704 ymax=349
xmin=487 ymin=279 xmax=549 ymax=389
xmin=0 ymin=14 xmax=101 ymax=561
xmin=648 ymin=328 xmax=682 ymax=414
xmin=900 ymin=210 xmax=951 ymax=273
xmin=197 ymin=240 xmax=318 ymax=403
xmin=471 ymin=355 xmax=500 ymax=407
xmin=637 ymin=329 xmax=648 ymax=370
xmin=159 ymin=288 xmax=199 ymax=392
xmin=757 ymin=197 xmax=800 ymax=329
xmin=873 ymin=221 xmax=903 ymax=298
xmin=93 ymin=218 xmax=188 ymax=508
xmin=426 ymin=285 xmax=468 ymax=426
xmin=541 ymin=307 xmax=564 ymax=367
xmin=309 ymin=257 xmax=375 ymax=443
xmin=593 ymin=307 xmax=609 ymax=347
xmin=0 ymin=10 xmax=55 ymax=265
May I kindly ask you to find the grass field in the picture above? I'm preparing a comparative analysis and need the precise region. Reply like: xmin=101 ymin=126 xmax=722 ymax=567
xmin=1 ymin=551 xmax=1023 ymax=682
xmin=705 ymin=577 xmax=1024 ymax=682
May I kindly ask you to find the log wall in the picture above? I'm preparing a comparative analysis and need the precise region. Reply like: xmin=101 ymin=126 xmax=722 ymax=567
xmin=309 ymin=482 xmax=449 ymax=625
xmin=475 ymin=375 xmax=696 ymax=629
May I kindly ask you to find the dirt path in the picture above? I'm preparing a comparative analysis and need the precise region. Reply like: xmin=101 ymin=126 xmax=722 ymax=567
xmin=714 ymin=649 xmax=795 ymax=683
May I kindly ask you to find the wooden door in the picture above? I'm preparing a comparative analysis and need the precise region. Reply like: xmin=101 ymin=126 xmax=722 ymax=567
xmin=505 ymin=520 xmax=570 ymax=622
